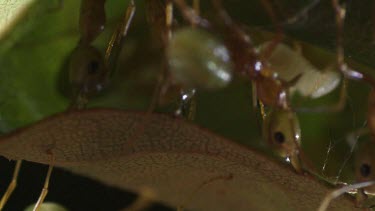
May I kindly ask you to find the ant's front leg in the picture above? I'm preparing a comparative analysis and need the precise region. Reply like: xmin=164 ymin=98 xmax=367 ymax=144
xmin=105 ymin=0 xmax=136 ymax=72
xmin=0 ymin=160 xmax=22 ymax=210
xmin=33 ymin=164 xmax=54 ymax=211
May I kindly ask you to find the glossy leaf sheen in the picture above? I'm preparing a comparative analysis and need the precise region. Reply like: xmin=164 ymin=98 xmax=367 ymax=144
xmin=0 ymin=109 xmax=357 ymax=211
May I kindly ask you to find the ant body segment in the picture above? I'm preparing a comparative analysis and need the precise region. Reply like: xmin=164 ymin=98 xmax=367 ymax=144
xmin=170 ymin=0 xmax=307 ymax=172
xmin=259 ymin=42 xmax=342 ymax=100
xmin=147 ymin=0 xmax=233 ymax=119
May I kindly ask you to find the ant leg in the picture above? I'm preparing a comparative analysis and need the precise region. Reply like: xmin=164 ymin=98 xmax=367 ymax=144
xmin=181 ymin=0 xmax=201 ymax=120
xmin=250 ymin=81 xmax=267 ymax=121
xmin=174 ymin=0 xmax=201 ymax=120
xmin=175 ymin=89 xmax=197 ymax=120
xmin=282 ymin=0 xmax=320 ymax=25
xmin=258 ymin=101 xmax=266 ymax=120
xmin=329 ymin=3 xmax=352 ymax=128
xmin=285 ymin=111 xmax=319 ymax=174
xmin=105 ymin=0 xmax=136 ymax=72
xmin=318 ymin=181 xmax=375 ymax=211
xmin=295 ymin=41 xmax=345 ymax=113
xmin=150 ymin=0 xmax=198 ymax=119
xmin=294 ymin=0 xmax=347 ymax=113
xmin=0 ymin=160 xmax=22 ymax=210
xmin=173 ymin=0 xmax=209 ymax=27
xmin=332 ymin=4 xmax=375 ymax=86
xmin=329 ymin=1 xmax=375 ymax=88
xmin=148 ymin=63 xmax=171 ymax=113
xmin=332 ymin=0 xmax=345 ymax=68
xmin=148 ymin=0 xmax=173 ymax=113
xmin=259 ymin=0 xmax=283 ymax=60
xmin=251 ymin=82 xmax=267 ymax=121
xmin=33 ymin=165 xmax=54 ymax=211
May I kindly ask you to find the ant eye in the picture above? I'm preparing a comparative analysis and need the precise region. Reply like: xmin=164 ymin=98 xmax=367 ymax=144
xmin=360 ymin=163 xmax=371 ymax=178
xmin=87 ymin=60 xmax=99 ymax=75
xmin=68 ymin=45 xmax=107 ymax=96
xmin=273 ymin=131 xmax=285 ymax=144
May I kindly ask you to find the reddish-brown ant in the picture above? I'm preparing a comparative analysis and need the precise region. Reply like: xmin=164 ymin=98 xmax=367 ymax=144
xmin=168 ymin=0 xmax=309 ymax=172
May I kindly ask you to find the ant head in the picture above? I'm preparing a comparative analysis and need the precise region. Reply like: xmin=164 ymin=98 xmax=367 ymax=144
xmin=263 ymin=109 xmax=301 ymax=168
xmin=355 ymin=141 xmax=375 ymax=193
xmin=68 ymin=44 xmax=108 ymax=96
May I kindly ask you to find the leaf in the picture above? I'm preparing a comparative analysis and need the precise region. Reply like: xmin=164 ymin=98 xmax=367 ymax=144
xmin=0 ymin=0 xmax=34 ymax=40
xmin=0 ymin=109 xmax=358 ymax=210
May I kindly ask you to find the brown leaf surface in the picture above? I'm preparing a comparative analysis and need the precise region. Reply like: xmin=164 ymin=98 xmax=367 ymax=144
xmin=0 ymin=109 xmax=358 ymax=211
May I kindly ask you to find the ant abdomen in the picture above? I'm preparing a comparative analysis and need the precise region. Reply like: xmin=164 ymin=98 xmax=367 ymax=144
xmin=167 ymin=27 xmax=233 ymax=90
xmin=260 ymin=42 xmax=341 ymax=99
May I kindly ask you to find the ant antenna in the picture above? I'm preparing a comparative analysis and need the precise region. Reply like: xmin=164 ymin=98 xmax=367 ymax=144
xmin=283 ymin=0 xmax=321 ymax=25
xmin=0 ymin=160 xmax=22 ymax=210
xmin=332 ymin=0 xmax=346 ymax=69
xmin=173 ymin=0 xmax=210 ymax=28
xmin=105 ymin=0 xmax=136 ymax=74
xmin=33 ymin=162 xmax=54 ymax=211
